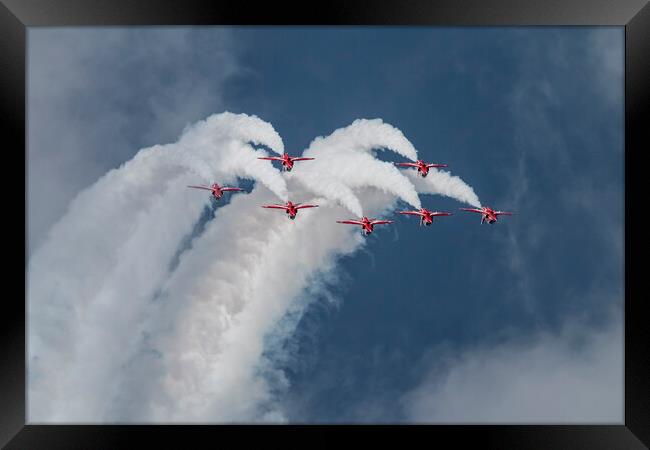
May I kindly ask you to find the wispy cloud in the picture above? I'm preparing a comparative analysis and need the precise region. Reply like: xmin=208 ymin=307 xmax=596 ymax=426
xmin=28 ymin=28 xmax=239 ymax=254
xmin=499 ymin=28 xmax=624 ymax=314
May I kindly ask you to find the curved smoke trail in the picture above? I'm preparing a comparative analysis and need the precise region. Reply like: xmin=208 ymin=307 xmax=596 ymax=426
xmin=290 ymin=119 xmax=422 ymax=216
xmin=28 ymin=113 xmax=481 ymax=422
xmin=108 ymin=118 xmax=479 ymax=422
xmin=306 ymin=118 xmax=418 ymax=160
xmin=28 ymin=112 xmax=287 ymax=421
xmin=402 ymin=168 xmax=482 ymax=208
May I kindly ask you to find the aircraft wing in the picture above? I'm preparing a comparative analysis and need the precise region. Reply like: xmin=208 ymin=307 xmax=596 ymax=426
xmin=295 ymin=204 xmax=319 ymax=209
xmin=426 ymin=163 xmax=448 ymax=168
xmin=371 ymin=220 xmax=394 ymax=225
xmin=431 ymin=212 xmax=453 ymax=216
xmin=397 ymin=211 xmax=424 ymax=217
xmin=257 ymin=156 xmax=283 ymax=161
xmin=261 ymin=204 xmax=289 ymax=210
xmin=221 ymin=187 xmax=244 ymax=192
xmin=460 ymin=208 xmax=484 ymax=214
xmin=495 ymin=211 xmax=513 ymax=216
xmin=337 ymin=220 xmax=364 ymax=225
xmin=290 ymin=157 xmax=315 ymax=161
xmin=187 ymin=185 xmax=213 ymax=191
xmin=394 ymin=162 xmax=419 ymax=168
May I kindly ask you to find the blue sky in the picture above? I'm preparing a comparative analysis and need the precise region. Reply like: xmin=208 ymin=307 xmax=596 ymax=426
xmin=28 ymin=27 xmax=623 ymax=423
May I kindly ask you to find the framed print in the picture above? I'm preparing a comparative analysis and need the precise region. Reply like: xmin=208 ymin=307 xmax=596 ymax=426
xmin=2 ymin=0 xmax=648 ymax=447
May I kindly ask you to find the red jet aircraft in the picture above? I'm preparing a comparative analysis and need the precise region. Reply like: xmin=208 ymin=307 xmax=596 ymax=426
xmin=187 ymin=183 xmax=244 ymax=200
xmin=261 ymin=201 xmax=319 ymax=220
xmin=394 ymin=159 xmax=448 ymax=177
xmin=257 ymin=152 xmax=315 ymax=172
xmin=397 ymin=208 xmax=453 ymax=226
xmin=460 ymin=206 xmax=513 ymax=224
xmin=336 ymin=217 xmax=394 ymax=236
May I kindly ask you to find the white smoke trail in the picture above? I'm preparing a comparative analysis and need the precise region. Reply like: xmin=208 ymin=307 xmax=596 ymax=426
xmin=175 ymin=112 xmax=288 ymax=200
xmin=292 ymin=151 xmax=422 ymax=213
xmin=116 ymin=187 xmax=400 ymax=423
xmin=119 ymin=187 xmax=363 ymax=422
xmin=402 ymin=168 xmax=482 ymax=207
xmin=28 ymin=114 xmax=481 ymax=422
xmin=306 ymin=118 xmax=418 ymax=160
xmin=289 ymin=119 xmax=422 ymax=215
xmin=290 ymin=175 xmax=364 ymax=217
xmin=28 ymin=112 xmax=287 ymax=421
xmin=104 ymin=119 xmax=476 ymax=422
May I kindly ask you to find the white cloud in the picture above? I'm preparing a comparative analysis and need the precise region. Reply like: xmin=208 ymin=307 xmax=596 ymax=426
xmin=402 ymin=314 xmax=623 ymax=423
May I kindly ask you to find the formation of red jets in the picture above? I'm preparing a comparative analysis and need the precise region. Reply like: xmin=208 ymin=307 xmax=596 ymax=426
xmin=187 ymin=155 xmax=514 ymax=235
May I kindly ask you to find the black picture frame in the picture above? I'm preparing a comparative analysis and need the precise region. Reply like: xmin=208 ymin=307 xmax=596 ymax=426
xmin=2 ymin=0 xmax=648 ymax=448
